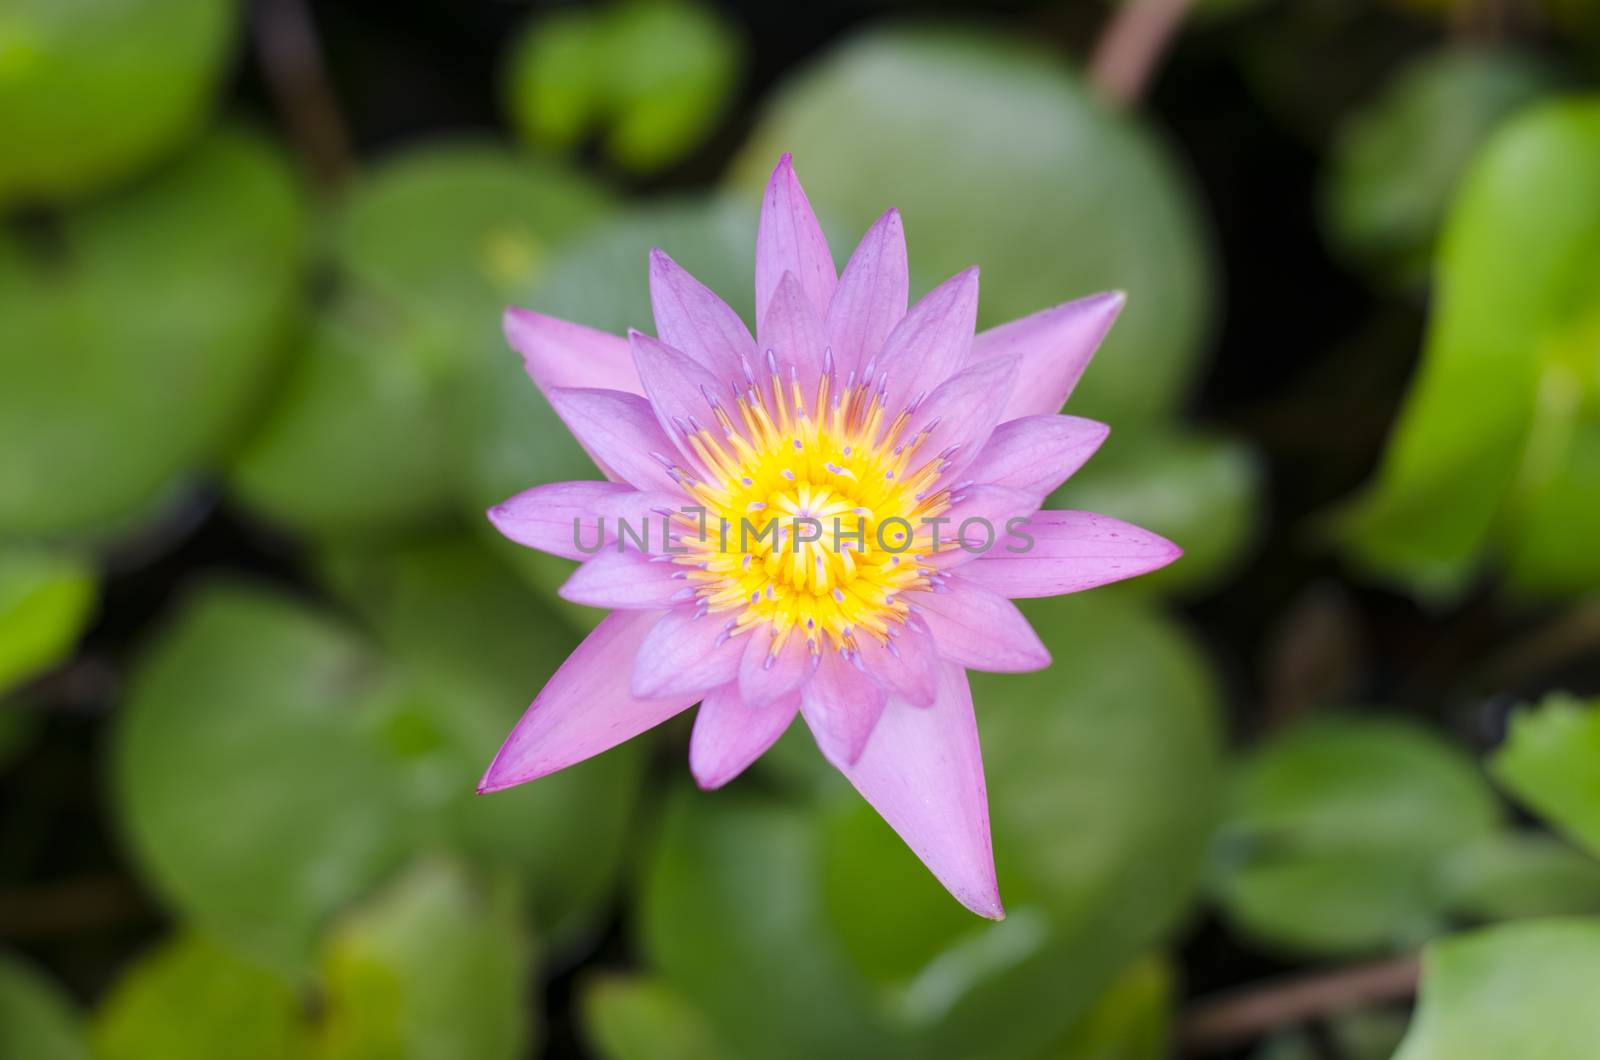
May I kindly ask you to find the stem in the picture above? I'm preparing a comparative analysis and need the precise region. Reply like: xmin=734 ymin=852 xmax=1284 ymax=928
xmin=1476 ymin=598 xmax=1600 ymax=692
xmin=1088 ymin=0 xmax=1198 ymax=107
xmin=253 ymin=0 xmax=355 ymax=192
xmin=1179 ymin=955 xmax=1421 ymax=1056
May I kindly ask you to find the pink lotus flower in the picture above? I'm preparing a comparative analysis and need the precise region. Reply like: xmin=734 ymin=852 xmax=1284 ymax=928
xmin=480 ymin=155 xmax=1179 ymax=918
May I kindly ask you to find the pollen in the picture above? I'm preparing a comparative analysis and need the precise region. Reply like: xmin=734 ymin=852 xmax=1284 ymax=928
xmin=661 ymin=348 xmax=956 ymax=662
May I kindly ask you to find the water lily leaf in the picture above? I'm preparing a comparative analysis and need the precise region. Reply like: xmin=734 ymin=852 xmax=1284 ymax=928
xmin=1503 ymin=373 xmax=1600 ymax=594
xmin=1211 ymin=716 xmax=1502 ymax=956
xmin=1054 ymin=955 xmax=1172 ymax=1060
xmin=1338 ymin=99 xmax=1600 ymax=597
xmin=336 ymin=141 xmax=613 ymax=334
xmin=1437 ymin=832 xmax=1600 ymax=922
xmin=1054 ymin=430 xmax=1261 ymax=596
xmin=581 ymin=975 xmax=736 ymax=1060
xmin=0 ymin=0 xmax=234 ymax=203
xmin=641 ymin=594 xmax=1221 ymax=1059
xmin=92 ymin=935 xmax=310 ymax=1060
xmin=118 ymin=539 xmax=646 ymax=970
xmin=114 ymin=586 xmax=412 ymax=971
xmin=505 ymin=0 xmax=740 ymax=173
xmin=0 ymin=127 xmax=306 ymax=539
xmin=1324 ymin=47 xmax=1557 ymax=285
xmin=1491 ymin=694 xmax=1600 ymax=858
xmin=1393 ymin=918 xmax=1600 ymax=1060
xmin=230 ymin=294 xmax=457 ymax=541
xmin=228 ymin=143 xmax=612 ymax=542
xmin=0 ymin=954 xmax=89 ymax=1060
xmin=318 ymin=537 xmax=645 ymax=947
xmin=0 ymin=548 xmax=95 ymax=696
xmin=318 ymin=860 xmax=535 ymax=1060
xmin=641 ymin=791 xmax=894 ymax=1059
xmin=730 ymin=25 xmax=1215 ymax=426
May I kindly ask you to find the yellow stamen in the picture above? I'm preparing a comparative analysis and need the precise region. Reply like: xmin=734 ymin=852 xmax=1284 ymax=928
xmin=672 ymin=357 xmax=952 ymax=653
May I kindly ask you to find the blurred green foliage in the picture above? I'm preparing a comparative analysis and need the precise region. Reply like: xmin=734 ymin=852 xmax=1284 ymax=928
xmin=1211 ymin=717 xmax=1502 ymax=956
xmin=0 ymin=127 xmax=305 ymax=539
xmin=1394 ymin=918 xmax=1600 ymax=1059
xmin=1436 ymin=832 xmax=1600 ymax=922
xmin=581 ymin=976 xmax=734 ymax=1060
xmin=505 ymin=0 xmax=740 ymax=173
xmin=1324 ymin=47 xmax=1557 ymax=285
xmin=232 ymin=142 xmax=611 ymax=541
xmin=0 ymin=548 xmax=95 ymax=696
xmin=93 ymin=935 xmax=313 ymax=1060
xmin=0 ymin=0 xmax=235 ymax=204
xmin=115 ymin=562 xmax=640 ymax=974
xmin=1492 ymin=694 xmax=1600 ymax=858
xmin=316 ymin=861 xmax=534 ymax=1060
xmin=1339 ymin=98 xmax=1600 ymax=597
xmin=90 ymin=862 xmax=532 ymax=1060
xmin=0 ymin=954 xmax=89 ymax=1060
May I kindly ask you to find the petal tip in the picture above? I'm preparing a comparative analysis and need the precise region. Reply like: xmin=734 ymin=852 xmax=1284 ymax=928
xmin=955 ymin=882 xmax=1005 ymax=920
xmin=689 ymin=763 xmax=730 ymax=792
xmin=647 ymin=247 xmax=676 ymax=274
xmin=476 ymin=757 xmax=516 ymax=795
xmin=502 ymin=305 xmax=537 ymax=348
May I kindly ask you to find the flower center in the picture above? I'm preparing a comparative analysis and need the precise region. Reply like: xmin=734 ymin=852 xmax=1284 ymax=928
xmin=664 ymin=351 xmax=956 ymax=661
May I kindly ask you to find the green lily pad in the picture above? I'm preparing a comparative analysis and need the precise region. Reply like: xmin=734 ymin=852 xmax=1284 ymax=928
xmin=1211 ymin=716 xmax=1502 ymax=956
xmin=0 ymin=0 xmax=235 ymax=203
xmin=228 ymin=142 xmax=613 ymax=542
xmin=581 ymin=975 xmax=735 ymax=1060
xmin=230 ymin=294 xmax=457 ymax=541
xmin=1054 ymin=955 xmax=1172 ymax=1060
xmin=1437 ymin=831 xmax=1600 ymax=922
xmin=729 ymin=25 xmax=1215 ymax=426
xmin=1491 ymin=694 xmax=1600 ymax=858
xmin=0 ymin=954 xmax=89 ymax=1060
xmin=335 ymin=141 xmax=613 ymax=333
xmin=0 ymin=548 xmax=95 ymax=696
xmin=505 ymin=0 xmax=741 ymax=173
xmin=0 ymin=126 xmax=306 ymax=539
xmin=92 ymin=935 xmax=310 ymax=1060
xmin=114 ymin=586 xmax=412 ymax=971
xmin=318 ymin=860 xmax=535 ymax=1060
xmin=1393 ymin=918 xmax=1600 ymax=1060
xmin=1502 ymin=350 xmax=1600 ymax=594
xmin=118 ymin=544 xmax=647 ymax=971
xmin=318 ymin=537 xmax=645 ymax=947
